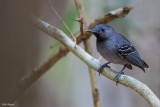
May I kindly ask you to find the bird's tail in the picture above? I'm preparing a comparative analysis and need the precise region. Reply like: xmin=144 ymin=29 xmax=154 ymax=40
xmin=126 ymin=53 xmax=149 ymax=72
xmin=142 ymin=60 xmax=149 ymax=68
xmin=138 ymin=59 xmax=149 ymax=72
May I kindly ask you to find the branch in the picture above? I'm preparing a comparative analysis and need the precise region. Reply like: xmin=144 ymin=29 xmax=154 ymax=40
xmin=12 ymin=7 xmax=132 ymax=102
xmin=74 ymin=0 xmax=101 ymax=106
xmin=35 ymin=17 xmax=160 ymax=107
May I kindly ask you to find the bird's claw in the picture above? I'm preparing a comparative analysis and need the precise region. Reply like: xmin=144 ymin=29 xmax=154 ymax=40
xmin=98 ymin=62 xmax=111 ymax=76
xmin=106 ymin=65 xmax=111 ymax=68
xmin=114 ymin=74 xmax=120 ymax=86
xmin=98 ymin=67 xmax=104 ymax=76
xmin=114 ymin=71 xmax=124 ymax=85
xmin=98 ymin=69 xmax=101 ymax=75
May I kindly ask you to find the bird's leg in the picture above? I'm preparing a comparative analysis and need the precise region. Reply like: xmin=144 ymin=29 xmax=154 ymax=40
xmin=114 ymin=64 xmax=127 ymax=85
xmin=98 ymin=62 xmax=111 ymax=75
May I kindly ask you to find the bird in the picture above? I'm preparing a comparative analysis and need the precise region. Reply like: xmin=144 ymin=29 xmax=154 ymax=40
xmin=86 ymin=24 xmax=149 ymax=85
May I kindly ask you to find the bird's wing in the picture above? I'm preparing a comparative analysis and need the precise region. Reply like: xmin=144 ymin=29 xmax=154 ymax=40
xmin=116 ymin=43 xmax=148 ymax=71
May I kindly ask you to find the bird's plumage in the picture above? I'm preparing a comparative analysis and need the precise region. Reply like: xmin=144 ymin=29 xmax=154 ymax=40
xmin=116 ymin=42 xmax=148 ymax=71
xmin=86 ymin=24 xmax=149 ymax=72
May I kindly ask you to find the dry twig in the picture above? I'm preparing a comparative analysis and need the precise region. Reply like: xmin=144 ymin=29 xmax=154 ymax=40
xmin=74 ymin=0 xmax=101 ymax=107
xmin=45 ymin=0 xmax=76 ymax=47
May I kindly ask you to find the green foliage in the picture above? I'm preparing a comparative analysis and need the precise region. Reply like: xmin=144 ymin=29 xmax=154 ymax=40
xmin=47 ymin=4 xmax=79 ymax=85
xmin=60 ymin=5 xmax=78 ymax=36
xmin=50 ymin=4 xmax=78 ymax=52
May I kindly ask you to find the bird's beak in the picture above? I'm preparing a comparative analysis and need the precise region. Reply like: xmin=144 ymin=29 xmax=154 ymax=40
xmin=85 ymin=29 xmax=95 ymax=33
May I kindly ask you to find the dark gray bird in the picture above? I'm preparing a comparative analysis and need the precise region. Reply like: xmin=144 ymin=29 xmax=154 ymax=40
xmin=86 ymin=24 xmax=149 ymax=84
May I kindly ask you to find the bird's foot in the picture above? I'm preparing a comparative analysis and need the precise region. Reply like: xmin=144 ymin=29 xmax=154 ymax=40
xmin=98 ymin=62 xmax=111 ymax=76
xmin=114 ymin=65 xmax=127 ymax=85
xmin=114 ymin=71 xmax=124 ymax=85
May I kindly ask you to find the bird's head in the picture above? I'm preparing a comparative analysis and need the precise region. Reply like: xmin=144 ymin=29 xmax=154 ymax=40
xmin=86 ymin=24 xmax=115 ymax=40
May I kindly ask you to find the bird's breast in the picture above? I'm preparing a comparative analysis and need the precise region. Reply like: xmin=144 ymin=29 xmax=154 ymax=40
xmin=96 ymin=40 xmax=128 ymax=65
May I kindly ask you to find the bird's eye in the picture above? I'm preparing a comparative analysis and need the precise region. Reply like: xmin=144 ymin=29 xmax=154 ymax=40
xmin=101 ymin=29 xmax=105 ymax=32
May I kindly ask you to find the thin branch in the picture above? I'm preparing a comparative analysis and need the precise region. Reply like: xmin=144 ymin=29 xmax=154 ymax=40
xmin=74 ymin=17 xmax=85 ymax=36
xmin=87 ymin=7 xmax=132 ymax=29
xmin=35 ymin=17 xmax=160 ymax=107
xmin=45 ymin=0 xmax=76 ymax=46
xmin=12 ymin=7 xmax=132 ymax=102
xmin=74 ymin=0 xmax=101 ymax=107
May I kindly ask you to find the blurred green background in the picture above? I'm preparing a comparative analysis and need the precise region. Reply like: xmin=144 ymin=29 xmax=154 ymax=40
xmin=0 ymin=0 xmax=160 ymax=107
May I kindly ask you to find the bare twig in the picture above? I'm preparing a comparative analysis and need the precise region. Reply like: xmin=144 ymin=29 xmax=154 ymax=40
xmin=12 ymin=7 xmax=132 ymax=102
xmin=45 ymin=0 xmax=76 ymax=47
xmin=74 ymin=0 xmax=101 ymax=107
xmin=87 ymin=7 xmax=132 ymax=29
xmin=35 ymin=18 xmax=160 ymax=107
xmin=74 ymin=17 xmax=85 ymax=36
